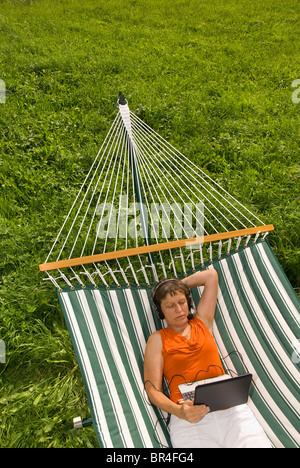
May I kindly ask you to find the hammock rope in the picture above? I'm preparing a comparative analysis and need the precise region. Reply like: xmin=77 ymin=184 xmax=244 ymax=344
xmin=129 ymin=109 xmax=264 ymax=227
xmin=40 ymin=97 xmax=273 ymax=290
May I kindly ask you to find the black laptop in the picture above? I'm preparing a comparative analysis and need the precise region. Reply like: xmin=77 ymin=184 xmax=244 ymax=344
xmin=193 ymin=373 xmax=252 ymax=412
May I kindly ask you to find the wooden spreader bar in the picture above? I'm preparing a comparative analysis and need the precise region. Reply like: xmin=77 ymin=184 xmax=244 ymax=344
xmin=39 ymin=224 xmax=274 ymax=272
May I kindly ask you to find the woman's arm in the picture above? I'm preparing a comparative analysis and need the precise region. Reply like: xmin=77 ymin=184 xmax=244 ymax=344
xmin=143 ymin=331 xmax=178 ymax=414
xmin=181 ymin=269 xmax=218 ymax=332
xmin=143 ymin=331 xmax=210 ymax=423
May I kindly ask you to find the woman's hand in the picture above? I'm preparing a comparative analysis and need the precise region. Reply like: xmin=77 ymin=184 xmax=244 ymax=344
xmin=177 ymin=400 xmax=210 ymax=423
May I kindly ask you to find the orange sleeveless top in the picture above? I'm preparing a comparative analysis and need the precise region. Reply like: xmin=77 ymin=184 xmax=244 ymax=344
xmin=160 ymin=317 xmax=225 ymax=403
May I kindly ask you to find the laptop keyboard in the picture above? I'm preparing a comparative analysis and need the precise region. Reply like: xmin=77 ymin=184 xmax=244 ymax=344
xmin=181 ymin=390 xmax=196 ymax=401
xmin=178 ymin=374 xmax=231 ymax=401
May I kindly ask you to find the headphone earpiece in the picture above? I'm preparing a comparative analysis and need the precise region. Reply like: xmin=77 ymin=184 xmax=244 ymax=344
xmin=187 ymin=293 xmax=196 ymax=319
xmin=150 ymin=295 xmax=164 ymax=320
xmin=152 ymin=300 xmax=165 ymax=320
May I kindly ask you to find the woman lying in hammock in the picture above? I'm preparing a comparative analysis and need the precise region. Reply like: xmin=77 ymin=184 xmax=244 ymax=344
xmin=144 ymin=270 xmax=272 ymax=448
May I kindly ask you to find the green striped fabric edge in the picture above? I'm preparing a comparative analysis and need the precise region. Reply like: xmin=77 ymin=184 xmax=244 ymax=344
xmin=202 ymin=240 xmax=299 ymax=448
xmin=58 ymin=284 xmax=171 ymax=448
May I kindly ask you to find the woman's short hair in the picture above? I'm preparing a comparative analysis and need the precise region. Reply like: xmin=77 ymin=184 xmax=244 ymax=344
xmin=152 ymin=277 xmax=190 ymax=305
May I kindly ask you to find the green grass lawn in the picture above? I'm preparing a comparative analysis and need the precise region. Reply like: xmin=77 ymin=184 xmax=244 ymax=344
xmin=0 ymin=0 xmax=299 ymax=447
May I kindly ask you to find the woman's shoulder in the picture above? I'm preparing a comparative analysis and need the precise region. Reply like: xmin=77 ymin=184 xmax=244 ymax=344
xmin=190 ymin=316 xmax=210 ymax=334
xmin=190 ymin=316 xmax=204 ymax=326
xmin=147 ymin=329 xmax=163 ymax=344
xmin=145 ymin=330 xmax=163 ymax=354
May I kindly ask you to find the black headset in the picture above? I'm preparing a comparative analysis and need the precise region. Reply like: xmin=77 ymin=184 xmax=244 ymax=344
xmin=151 ymin=278 xmax=196 ymax=320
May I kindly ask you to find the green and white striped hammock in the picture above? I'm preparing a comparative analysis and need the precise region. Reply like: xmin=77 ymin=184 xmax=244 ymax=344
xmin=40 ymin=95 xmax=300 ymax=448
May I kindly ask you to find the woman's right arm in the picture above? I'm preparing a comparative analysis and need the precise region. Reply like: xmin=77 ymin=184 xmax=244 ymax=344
xmin=143 ymin=331 xmax=210 ymax=423
xmin=143 ymin=331 xmax=181 ymax=416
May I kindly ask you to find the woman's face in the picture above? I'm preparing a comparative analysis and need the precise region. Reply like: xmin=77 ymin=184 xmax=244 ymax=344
xmin=160 ymin=291 xmax=189 ymax=329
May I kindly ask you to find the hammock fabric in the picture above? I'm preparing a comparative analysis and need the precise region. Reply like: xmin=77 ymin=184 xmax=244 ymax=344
xmin=40 ymin=96 xmax=300 ymax=448
xmin=57 ymin=240 xmax=299 ymax=448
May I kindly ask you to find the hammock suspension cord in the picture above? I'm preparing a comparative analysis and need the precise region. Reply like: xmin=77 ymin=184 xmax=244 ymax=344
xmin=40 ymin=96 xmax=274 ymax=290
